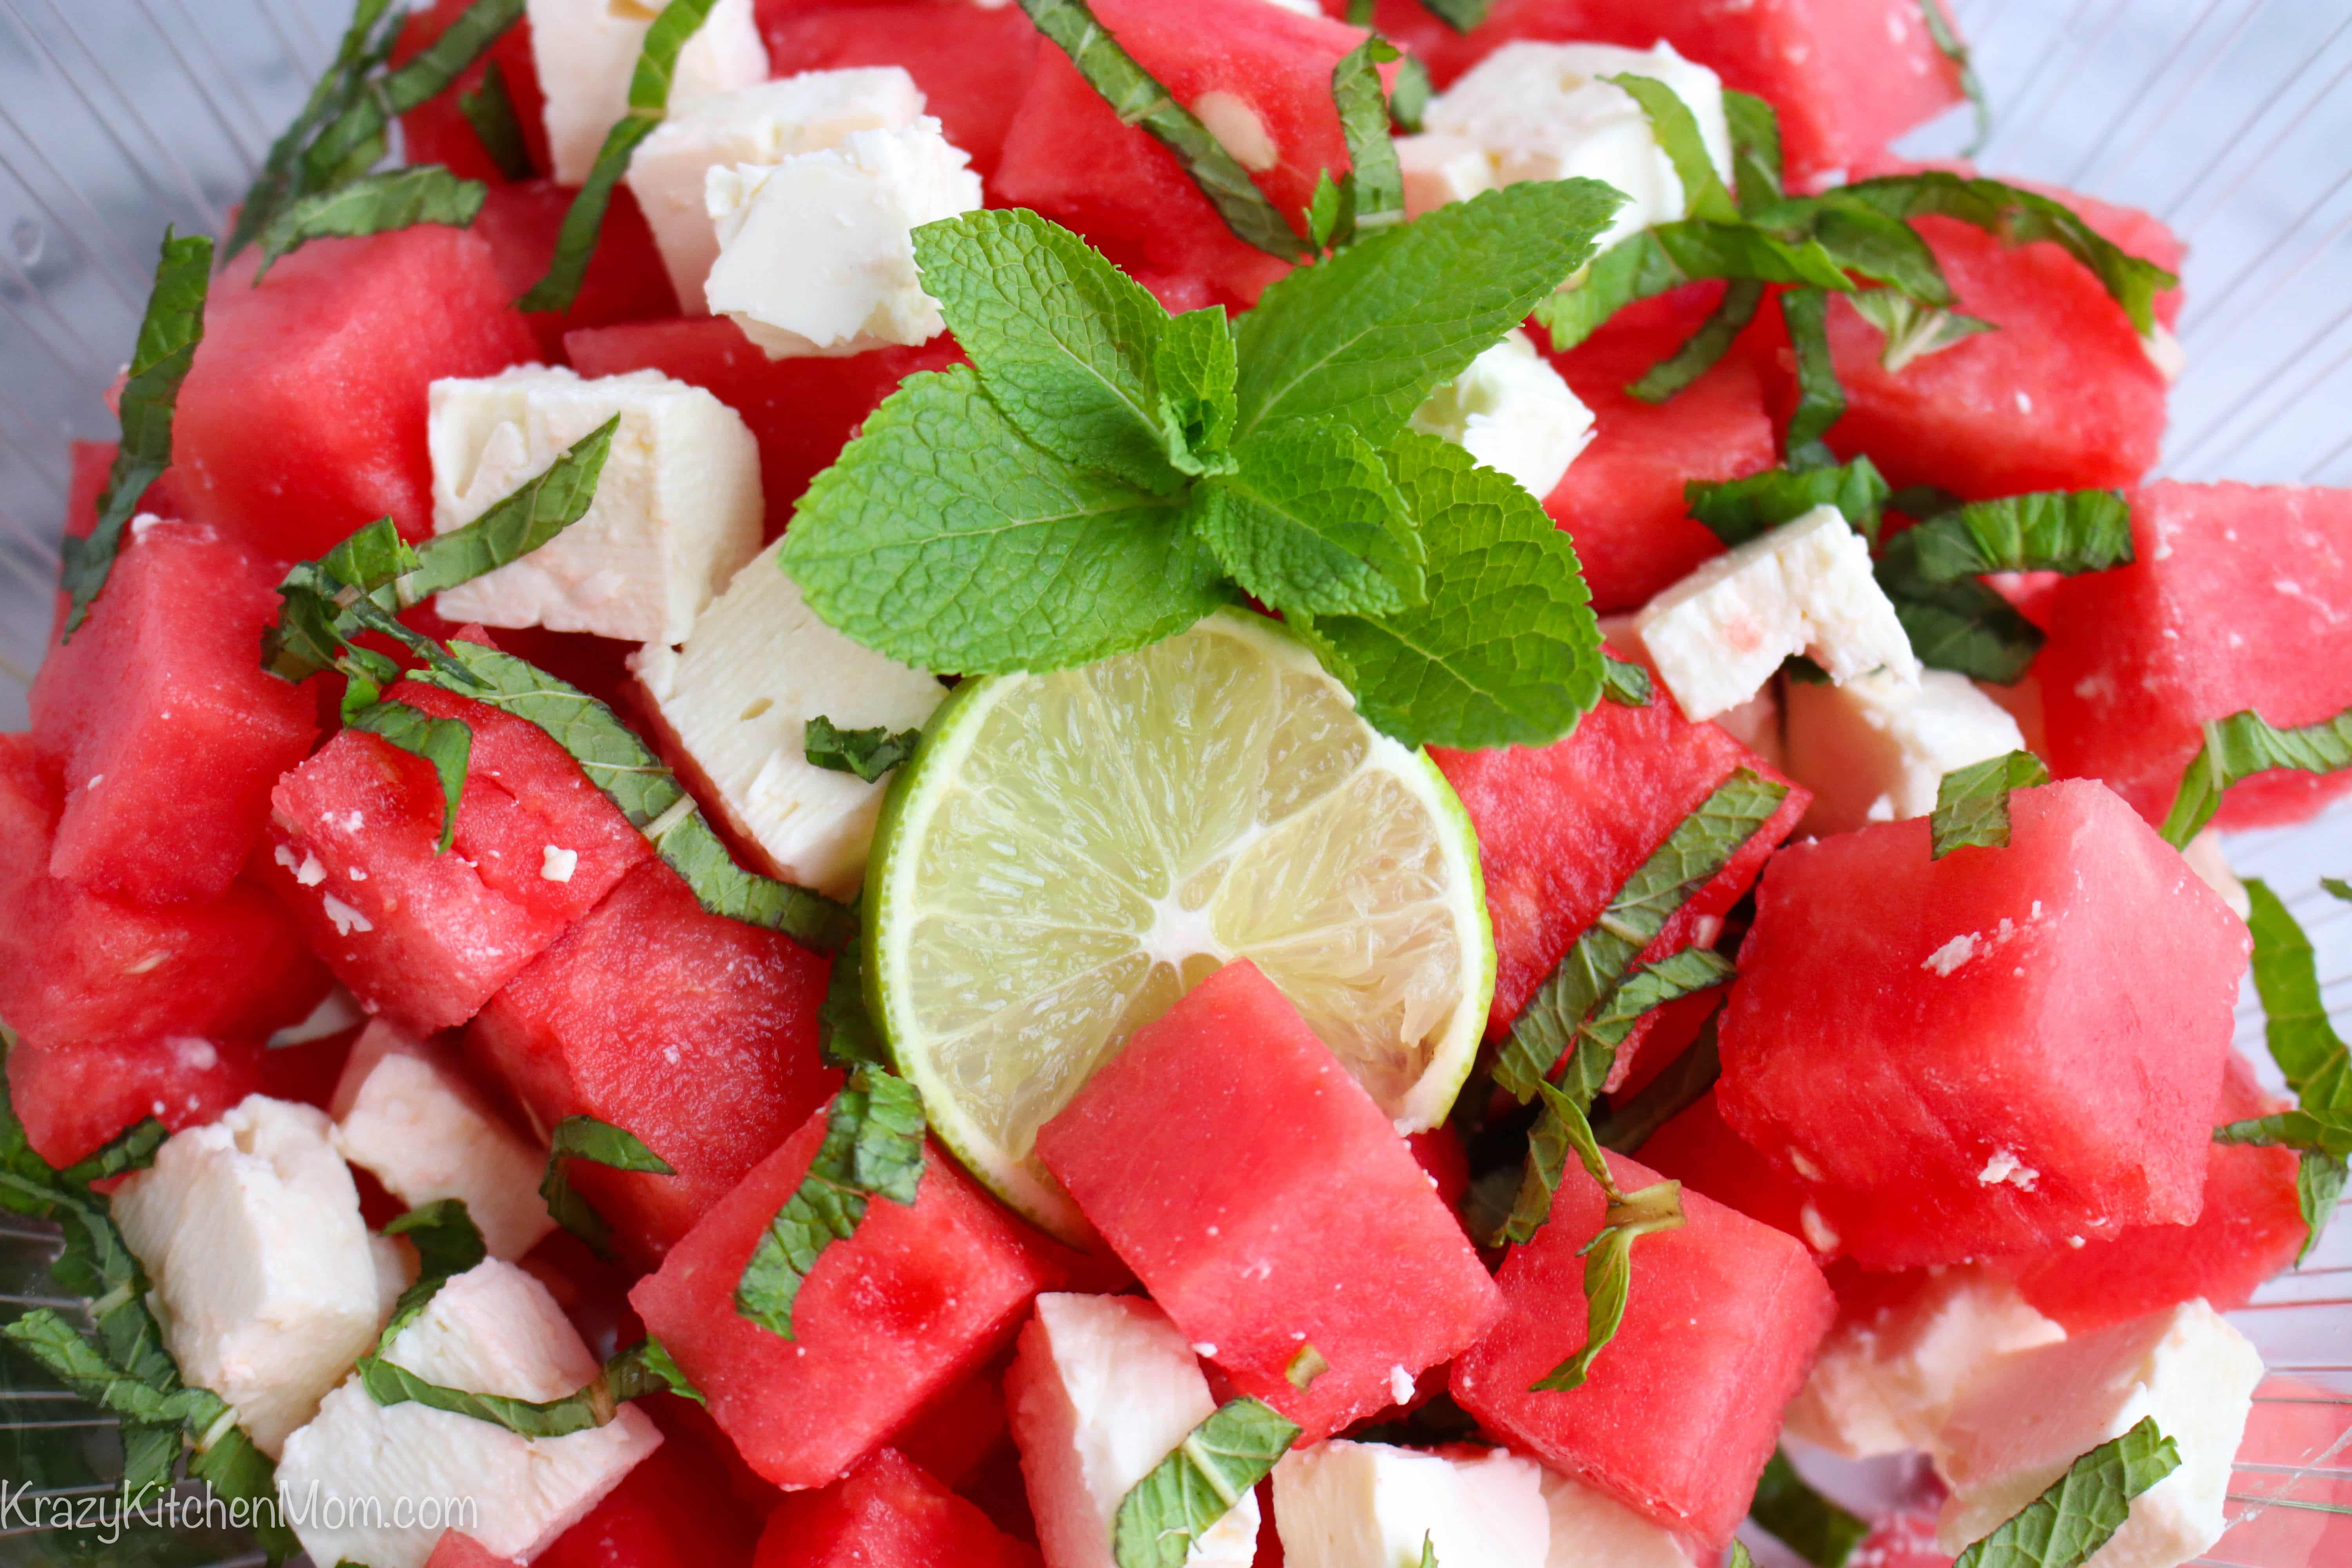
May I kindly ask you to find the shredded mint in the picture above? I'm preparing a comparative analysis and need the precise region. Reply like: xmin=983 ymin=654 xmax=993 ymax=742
xmin=1918 ymin=0 xmax=1990 ymax=155
xmin=375 ymin=1199 xmax=488 ymax=1348
xmin=735 ymin=1066 xmax=927 ymax=1339
xmin=1930 ymin=751 xmax=2052 ymax=858
xmin=2299 ymin=1155 xmax=2349 ymax=1265
xmin=1389 ymin=57 xmax=1432 ymax=135
xmin=819 ymin=930 xmax=888 ymax=1070
xmin=1415 ymin=0 xmax=1491 ymax=31
xmin=1284 ymin=1343 xmax=1329 ymax=1390
xmin=606 ymin=1336 xmax=704 ymax=1405
xmin=1847 ymin=288 xmax=1996 ymax=373
xmin=1528 ymin=1176 xmax=1684 ymax=1393
xmin=1602 ymin=653 xmax=1653 ymax=706
xmin=2238 ymin=879 xmax=2352 ymax=1259
xmin=1627 ymin=278 xmax=1765 ymax=403
xmin=1194 ymin=421 xmax=1424 ymax=616
xmin=539 ymin=1114 xmax=675 ymax=1259
xmin=252 ymin=164 xmax=487 ymax=279
xmin=2325 ymin=878 xmax=2352 ymax=904
xmin=460 ymin=58 xmax=535 ymax=181
xmin=1952 ymin=1417 xmax=2180 ymax=1568
xmin=2214 ymin=1110 xmax=2352 ymax=1160
xmin=1325 ymin=38 xmax=1406 ymax=247
xmin=58 ymin=1117 xmax=167 ymax=1187
xmin=225 ymin=0 xmax=408 ymax=261
xmin=359 ymin=1334 xmax=697 ymax=1437
xmin=1751 ymin=1449 xmax=1869 ymax=1568
xmin=1904 ymin=490 xmax=2134 ymax=582
xmin=1723 ymin=90 xmax=1783 ymax=210
xmin=1688 ymin=457 xmax=1891 ymax=548
xmin=1780 ymin=288 xmax=1846 ymax=470
xmin=1875 ymin=530 xmax=2043 ymax=684
xmin=2159 ymin=707 xmax=2352 ymax=849
xmin=804 ymin=716 xmax=924 ymax=783
xmin=1608 ymin=74 xmax=1738 ymax=225
xmin=348 ymin=700 xmax=475 ymax=854
xmin=403 ymin=416 xmax=621 ymax=599
xmin=1594 ymin=1013 xmax=1722 ymax=1156
xmin=1111 ymin=1397 xmax=1300 ymax=1568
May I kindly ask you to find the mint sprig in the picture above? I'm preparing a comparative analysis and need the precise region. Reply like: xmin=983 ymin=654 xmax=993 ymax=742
xmin=252 ymin=164 xmax=488 ymax=279
xmin=2230 ymin=880 xmax=2352 ymax=1259
xmin=1751 ymin=1448 xmax=1869 ymax=1568
xmin=1930 ymin=751 xmax=2052 ymax=858
xmin=2160 ymin=707 xmax=2352 ymax=849
xmin=538 ymin=1114 xmax=674 ymax=1259
xmin=1194 ymin=420 xmax=1423 ymax=615
xmin=1952 ymin=1417 xmax=2180 ymax=1568
xmin=348 ymin=700 xmax=475 ymax=854
xmin=1112 ymin=1397 xmax=1299 ymax=1568
xmin=1527 ymin=1172 xmax=1684 ymax=1394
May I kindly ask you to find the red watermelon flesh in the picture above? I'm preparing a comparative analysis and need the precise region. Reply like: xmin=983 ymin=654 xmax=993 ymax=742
xmin=1539 ymin=284 xmax=1779 ymax=612
xmin=758 ymin=4 xmax=1040 ymax=180
xmin=1717 ymin=780 xmax=2247 ymax=1267
xmin=752 ymin=1449 xmax=1042 ymax=1568
xmin=466 ymin=858 xmax=835 ymax=1263
xmin=424 ymin=1534 xmax=523 ymax=1568
xmin=1034 ymin=961 xmax=1502 ymax=1441
xmin=474 ymin=180 xmax=680 ymax=363
xmin=173 ymin=226 xmax=539 ymax=560
xmin=1636 ymin=1088 xmax=1822 ymax=1258
xmin=629 ymin=1104 xmax=1069 ymax=1490
xmin=395 ymin=0 xmax=552 ymax=182
xmin=1606 ymin=984 xmax=1719 ymax=1101
xmin=889 ymin=1345 xmax=1013 ymax=1492
xmin=29 ymin=519 xmax=317 ymax=905
xmin=5 ymin=1032 xmax=266 ymax=1170
xmin=565 ymin=319 xmax=965 ymax=537
xmin=2037 ymin=482 xmax=2352 ymax=830
xmin=1450 ymin=1148 xmax=1836 ymax=1554
xmin=539 ymin=1434 xmax=763 ymax=1568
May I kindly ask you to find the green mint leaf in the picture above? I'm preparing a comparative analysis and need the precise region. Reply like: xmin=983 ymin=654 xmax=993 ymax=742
xmin=59 ymin=229 xmax=211 ymax=635
xmin=2159 ymin=707 xmax=2352 ymax=849
xmin=299 ymin=0 xmax=525 ymax=207
xmin=323 ymin=515 xmax=426 ymax=600
xmin=804 ymin=716 xmax=923 ymax=783
xmin=1605 ymin=73 xmax=1738 ymax=224
xmin=1847 ymin=288 xmax=1995 ymax=372
xmin=1751 ymin=1448 xmax=1870 ymax=1568
xmin=1723 ymin=89 xmax=1783 ymax=210
xmin=1779 ymin=288 xmax=1846 ymax=470
xmin=1234 ymin=179 xmax=1626 ymax=446
xmin=252 ymin=165 xmax=488 ymax=280
xmin=1952 ymin=1417 xmax=2181 ymax=1568
xmin=2239 ymin=880 xmax=2352 ymax=1118
xmin=735 ymin=1067 xmax=927 ymax=1339
xmin=1528 ymin=1178 xmax=1684 ymax=1393
xmin=1903 ymin=489 xmax=2134 ymax=581
xmin=0 ymin=1308 xmax=220 ymax=1430
xmin=1656 ymin=220 xmax=1855 ymax=290
xmin=460 ymin=58 xmax=536 ymax=181
xmin=2325 ymin=878 xmax=2352 ymax=904
xmin=1930 ymin=750 xmax=2053 ymax=858
xmin=819 ymin=931 xmax=889 ymax=1070
xmin=1307 ymin=169 xmax=1349 ymax=252
xmin=1389 ymin=56 xmax=1432 ymax=134
xmin=1532 ymin=230 xmax=1688 ymax=354
xmin=346 ymin=700 xmax=474 ymax=855
xmin=1415 ymin=0 xmax=1492 ymax=32
xmin=1892 ymin=484 xmax=1967 ymax=521
xmin=782 ymin=366 xmax=1230 ymax=676
xmin=357 ymin=1353 xmax=607 ymax=1437
xmin=1919 ymin=0 xmax=1991 ymax=156
xmin=2214 ymin=1109 xmax=2352 ymax=1160
xmin=225 ymin=0 xmax=407 ymax=260
xmin=1875 ymin=530 xmax=2044 ymax=684
xmin=1500 ymin=1080 xmax=1613 ymax=1247
xmin=1194 ymin=420 xmax=1423 ymax=616
xmin=1154 ymin=306 xmax=1241 ymax=476
xmin=1284 ymin=1343 xmax=1330 ymax=1390
xmin=1594 ymin=1011 xmax=1722 ymax=1156
xmin=1801 ymin=199 xmax=1955 ymax=304
xmin=1530 ymin=212 xmax=1868 ymax=356
xmin=605 ymin=1336 xmax=706 ymax=1406
xmin=375 ymin=1198 xmax=489 ymax=1350
xmin=404 ymin=415 xmax=621 ymax=601
xmin=1687 ymin=457 xmax=1891 ymax=549
xmin=1626 ymin=278 xmax=1765 ymax=403
xmin=1018 ymin=0 xmax=1305 ymax=261
xmin=1732 ymin=1546 xmax=1757 ymax=1568
xmin=1331 ymin=38 xmax=1406 ymax=244
xmin=1289 ymin=431 xmax=1602 ymax=750
xmin=2296 ymin=1151 xmax=2347 ymax=1265
xmin=57 ymin=1117 xmax=167 ymax=1187
xmin=1602 ymin=653 xmax=1653 ymax=706
xmin=1112 ymin=1397 xmax=1301 ymax=1568
xmin=539 ymin=1114 xmax=674 ymax=1258
xmin=912 ymin=209 xmax=1184 ymax=495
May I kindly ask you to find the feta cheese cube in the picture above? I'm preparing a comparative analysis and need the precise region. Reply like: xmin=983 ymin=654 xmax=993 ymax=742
xmin=703 ymin=117 xmax=982 ymax=359
xmin=1397 ymin=133 xmax=1498 ymax=219
xmin=1408 ymin=328 xmax=1595 ymax=501
xmin=1258 ymin=0 xmax=1325 ymax=14
xmin=111 ymin=1095 xmax=385 ymax=1457
xmin=1007 ymin=1292 xmax=1260 ymax=1568
xmin=1934 ymin=1299 xmax=2262 ymax=1568
xmin=1784 ymin=1267 xmax=2067 ymax=1462
xmin=528 ymin=0 xmax=768 ymax=187
xmin=428 ymin=365 xmax=763 ymax=645
xmin=278 ymin=1259 xmax=662 ymax=1568
xmin=625 ymin=68 xmax=926 ymax=314
xmin=332 ymin=1021 xmax=557 ymax=1263
xmin=1275 ymin=1439 xmax=1551 ymax=1568
xmin=1783 ymin=668 xmax=2029 ymax=836
xmin=1539 ymin=1468 xmax=1696 ymax=1568
xmin=631 ymin=541 xmax=944 ymax=898
xmin=1634 ymin=506 xmax=1922 ymax=722
xmin=1424 ymin=42 xmax=1731 ymax=251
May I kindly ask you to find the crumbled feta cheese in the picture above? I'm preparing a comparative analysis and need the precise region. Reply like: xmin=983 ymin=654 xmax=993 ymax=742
xmin=527 ymin=0 xmax=767 ymax=186
xmin=1274 ymin=1439 xmax=1551 ymax=1568
xmin=1935 ymin=1300 xmax=2261 ymax=1568
xmin=1539 ymin=1467 xmax=1695 ymax=1568
xmin=267 ymin=986 xmax=366 ymax=1048
xmin=1396 ymin=133 xmax=1497 ymax=218
xmin=2180 ymin=829 xmax=2251 ymax=921
xmin=279 ymin=1260 xmax=661 ymax=1568
xmin=541 ymin=845 xmax=580 ymax=884
xmin=703 ymin=118 xmax=981 ymax=359
xmin=322 ymin=894 xmax=373 ymax=937
xmin=111 ymin=1096 xmax=385 ymax=1457
xmin=1977 ymin=1150 xmax=2038 ymax=1191
xmin=1408 ymin=329 xmax=1595 ymax=500
xmin=1634 ymin=506 xmax=1922 ymax=721
xmin=1924 ymin=933 xmax=1978 ymax=976
xmin=429 ymin=365 xmax=763 ymax=645
xmin=1388 ymin=1365 xmax=1416 ymax=1406
xmin=630 ymin=542 xmax=944 ymax=898
xmin=1424 ymin=41 xmax=1730 ymax=251
xmin=1783 ymin=668 xmax=2028 ymax=835
xmin=1257 ymin=0 xmax=1323 ymax=14
xmin=625 ymin=68 xmax=925 ymax=312
xmin=1008 ymin=1294 xmax=1259 ymax=1568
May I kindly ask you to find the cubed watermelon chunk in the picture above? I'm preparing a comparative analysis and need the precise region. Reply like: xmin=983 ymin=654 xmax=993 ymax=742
xmin=1450 ymin=1148 xmax=1836 ymax=1554
xmin=629 ymin=1102 xmax=1068 ymax=1489
xmin=424 ymin=1533 xmax=523 ymax=1568
xmin=5 ymin=1031 xmax=266 ymax=1169
xmin=1717 ymin=779 xmax=2248 ymax=1267
xmin=2038 ymin=483 xmax=2352 ymax=830
xmin=751 ymin=1449 xmax=1041 ymax=1568
xmin=260 ymin=677 xmax=650 ymax=1034
xmin=1636 ymin=1088 xmax=1822 ymax=1257
xmin=466 ymin=858 xmax=835 ymax=1262
xmin=538 ymin=1434 xmax=763 ymax=1568
xmin=564 ymin=319 xmax=965 ymax=535
xmin=475 ymin=181 xmax=680 ymax=362
xmin=890 ymin=1346 xmax=1013 ymax=1491
xmin=173 ymin=227 xmax=539 ymax=560
xmin=757 ymin=4 xmax=1040 ymax=180
xmin=29 ymin=519 xmax=318 ymax=904
xmin=1033 ymin=961 xmax=1501 ymax=1440
xmin=395 ymin=0 xmax=552 ymax=182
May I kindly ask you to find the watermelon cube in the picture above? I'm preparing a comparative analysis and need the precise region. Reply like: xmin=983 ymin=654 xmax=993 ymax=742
xmin=4 ymin=1031 xmax=266 ymax=1169
xmin=564 ymin=319 xmax=964 ymax=535
xmin=1450 ymin=1148 xmax=1836 ymax=1553
xmin=628 ymin=1102 xmax=1068 ymax=1489
xmin=424 ymin=1534 xmax=521 ymax=1568
xmin=538 ymin=1435 xmax=764 ymax=1568
xmin=260 ymin=677 xmax=651 ymax=1034
xmin=474 ymin=180 xmax=680 ymax=362
xmin=752 ymin=1449 xmax=1041 ymax=1568
xmin=757 ymin=4 xmax=1041 ymax=180
xmin=28 ymin=519 xmax=319 ymax=904
xmin=1033 ymin=961 xmax=1502 ymax=1440
xmin=466 ymin=858 xmax=835 ymax=1262
xmin=1716 ymin=779 xmax=2248 ymax=1267
xmin=395 ymin=0 xmax=553 ymax=182
xmin=1635 ymin=1088 xmax=1821 ymax=1257
xmin=890 ymin=1345 xmax=1013 ymax=1491
xmin=2038 ymin=482 xmax=2352 ymax=830
xmin=173 ymin=227 xmax=539 ymax=561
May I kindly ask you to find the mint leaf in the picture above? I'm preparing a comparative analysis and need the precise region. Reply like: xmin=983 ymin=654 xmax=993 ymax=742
xmin=362 ymin=1332 xmax=695 ymax=1437
xmin=735 ymin=1067 xmax=927 ymax=1339
xmin=539 ymin=1114 xmax=674 ymax=1259
xmin=1606 ymin=73 xmax=1737 ymax=224
xmin=1752 ymin=1449 xmax=1869 ymax=1568
xmin=347 ymin=700 xmax=474 ymax=855
xmin=57 ymin=1117 xmax=167 ymax=1187
xmin=1905 ymin=490 xmax=2134 ymax=581
xmin=1330 ymin=38 xmax=1406 ymax=244
xmin=1930 ymin=750 xmax=2052 ymax=858
xmin=2298 ymin=1153 xmax=2348 ymax=1265
xmin=1848 ymin=288 xmax=1996 ymax=372
xmin=405 ymin=415 xmax=621 ymax=600
xmin=375 ymin=1198 xmax=488 ymax=1348
xmin=1802 ymin=198 xmax=1954 ymax=304
xmin=1389 ymin=56 xmax=1432 ymax=134
xmin=1527 ymin=1178 xmax=1684 ymax=1393
xmin=2236 ymin=878 xmax=2349 ymax=1260
xmin=1627 ymin=278 xmax=1764 ymax=403
xmin=460 ymin=58 xmax=535 ymax=181
xmin=1289 ymin=431 xmax=1602 ymax=750
xmin=605 ymin=1336 xmax=704 ymax=1406
xmin=2214 ymin=1109 xmax=2352 ymax=1160
xmin=225 ymin=0 xmax=408 ymax=260
xmin=2159 ymin=707 xmax=2352 ymax=849
xmin=1416 ymin=0 xmax=1492 ymax=31
xmin=1532 ymin=230 xmax=1687 ymax=354
xmin=1193 ymin=421 xmax=1422 ymax=616
xmin=820 ymin=930 xmax=888 ymax=1070
xmin=1112 ymin=1397 xmax=1300 ymax=1568
xmin=1723 ymin=90 xmax=1783 ymax=209
xmin=783 ymin=366 xmax=1230 ymax=676
xmin=59 ymin=229 xmax=211 ymax=635
xmin=1780 ymin=288 xmax=1846 ymax=469
xmin=2326 ymin=878 xmax=2352 ymax=904
xmin=1952 ymin=1417 xmax=2180 ymax=1568
xmin=1688 ymin=457 xmax=1891 ymax=548
xmin=252 ymin=165 xmax=487 ymax=280
xmin=804 ymin=716 xmax=923 ymax=783
xmin=1420 ymin=1534 xmax=1439 ymax=1568
xmin=1602 ymin=653 xmax=1653 ymax=706
xmin=1876 ymin=530 xmax=2043 ymax=684
xmin=1919 ymin=0 xmax=1991 ymax=156
xmin=1154 ymin=307 xmax=1240 ymax=476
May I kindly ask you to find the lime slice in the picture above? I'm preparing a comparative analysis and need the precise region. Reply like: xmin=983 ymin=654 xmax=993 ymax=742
xmin=866 ymin=609 xmax=1495 ymax=1242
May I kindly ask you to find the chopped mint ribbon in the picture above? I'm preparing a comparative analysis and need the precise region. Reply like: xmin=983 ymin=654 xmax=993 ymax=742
xmin=252 ymin=165 xmax=488 ymax=279
xmin=818 ymin=930 xmax=888 ymax=1071
xmin=1849 ymin=288 xmax=1996 ymax=372
xmin=1601 ymin=654 xmax=1654 ymax=706
xmin=1751 ymin=1448 xmax=1869 ymax=1568
xmin=804 ymin=717 xmax=923 ymax=783
xmin=1920 ymin=0 xmax=1991 ymax=156
xmin=1527 ymin=1171 xmax=1684 ymax=1394
xmin=1688 ymin=457 xmax=1893 ymax=548
xmin=460 ymin=58 xmax=535 ymax=181
xmin=2161 ymin=708 xmax=2352 ymax=849
xmin=2227 ymin=880 xmax=2352 ymax=1258
xmin=375 ymin=1199 xmax=488 ymax=1348
xmin=1318 ymin=38 xmax=1408 ymax=249
xmin=1112 ymin=1397 xmax=1300 ymax=1568
xmin=1930 ymin=751 xmax=2052 ymax=858
xmin=359 ymin=1334 xmax=702 ymax=1436
xmin=539 ymin=1115 xmax=675 ymax=1259
xmin=1952 ymin=1417 xmax=2179 ymax=1568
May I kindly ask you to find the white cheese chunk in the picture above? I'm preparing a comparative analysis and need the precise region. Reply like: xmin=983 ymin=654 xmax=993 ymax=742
xmin=1935 ymin=1299 xmax=2262 ymax=1568
xmin=1783 ymin=668 xmax=2029 ymax=836
xmin=1276 ymin=1439 xmax=1550 ymax=1568
xmin=1258 ymin=0 xmax=1325 ymax=13
xmin=278 ymin=1260 xmax=661 ymax=1568
xmin=332 ymin=1021 xmax=557 ymax=1263
xmin=632 ymin=541 xmax=944 ymax=898
xmin=1396 ymin=133 xmax=1499 ymax=219
xmin=111 ymin=1095 xmax=385 ymax=1458
xmin=2180 ymin=829 xmax=2252 ymax=922
xmin=1007 ymin=1292 xmax=1259 ymax=1568
xmin=429 ymin=365 xmax=763 ymax=645
xmin=626 ymin=68 xmax=926 ymax=313
xmin=1424 ymin=41 xmax=1730 ymax=251
xmin=1539 ymin=1468 xmax=1695 ymax=1568
xmin=1408 ymin=329 xmax=1595 ymax=501
xmin=704 ymin=117 xmax=982 ymax=359
xmin=1635 ymin=506 xmax=1922 ymax=721
xmin=528 ymin=0 xmax=768 ymax=187
xmin=1784 ymin=1267 xmax=2066 ymax=1462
